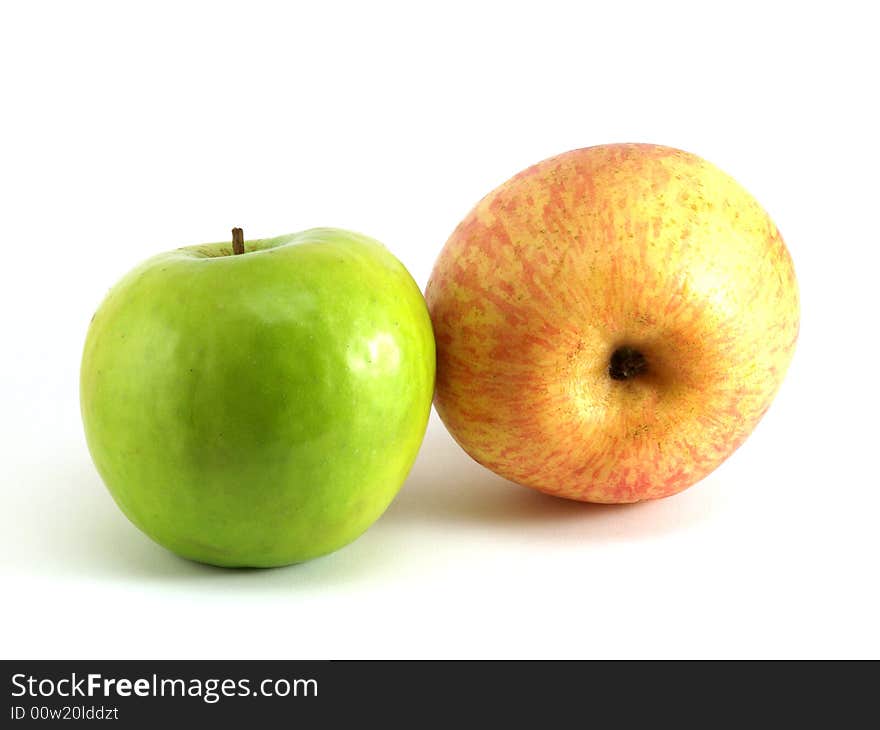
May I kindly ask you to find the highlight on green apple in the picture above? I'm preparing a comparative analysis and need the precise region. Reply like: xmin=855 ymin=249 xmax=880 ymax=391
xmin=80 ymin=227 xmax=436 ymax=567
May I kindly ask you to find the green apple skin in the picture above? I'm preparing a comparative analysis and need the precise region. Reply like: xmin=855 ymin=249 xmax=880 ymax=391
xmin=81 ymin=228 xmax=435 ymax=567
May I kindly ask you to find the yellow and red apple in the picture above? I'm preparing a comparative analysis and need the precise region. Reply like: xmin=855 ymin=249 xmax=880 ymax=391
xmin=426 ymin=143 xmax=799 ymax=503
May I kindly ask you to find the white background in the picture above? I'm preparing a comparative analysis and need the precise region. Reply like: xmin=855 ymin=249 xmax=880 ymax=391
xmin=1 ymin=1 xmax=878 ymax=659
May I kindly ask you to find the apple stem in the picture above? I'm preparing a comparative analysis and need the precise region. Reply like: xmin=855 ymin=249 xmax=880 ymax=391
xmin=232 ymin=227 xmax=245 ymax=255
xmin=609 ymin=346 xmax=648 ymax=381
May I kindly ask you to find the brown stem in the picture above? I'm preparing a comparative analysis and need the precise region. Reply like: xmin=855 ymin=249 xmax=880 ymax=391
xmin=232 ymin=227 xmax=245 ymax=255
xmin=609 ymin=346 xmax=648 ymax=381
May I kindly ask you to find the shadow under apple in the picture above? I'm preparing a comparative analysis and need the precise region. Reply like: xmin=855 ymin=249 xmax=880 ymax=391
xmin=382 ymin=415 xmax=726 ymax=542
xmin=27 ymin=460 xmax=399 ymax=586
xmin=42 ymin=414 xmax=724 ymax=583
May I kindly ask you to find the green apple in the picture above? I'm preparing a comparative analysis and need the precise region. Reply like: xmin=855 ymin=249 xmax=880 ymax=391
xmin=81 ymin=227 xmax=435 ymax=567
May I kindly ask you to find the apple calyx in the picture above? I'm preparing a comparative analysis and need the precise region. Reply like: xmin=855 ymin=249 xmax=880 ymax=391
xmin=232 ymin=227 xmax=245 ymax=255
xmin=609 ymin=346 xmax=648 ymax=381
